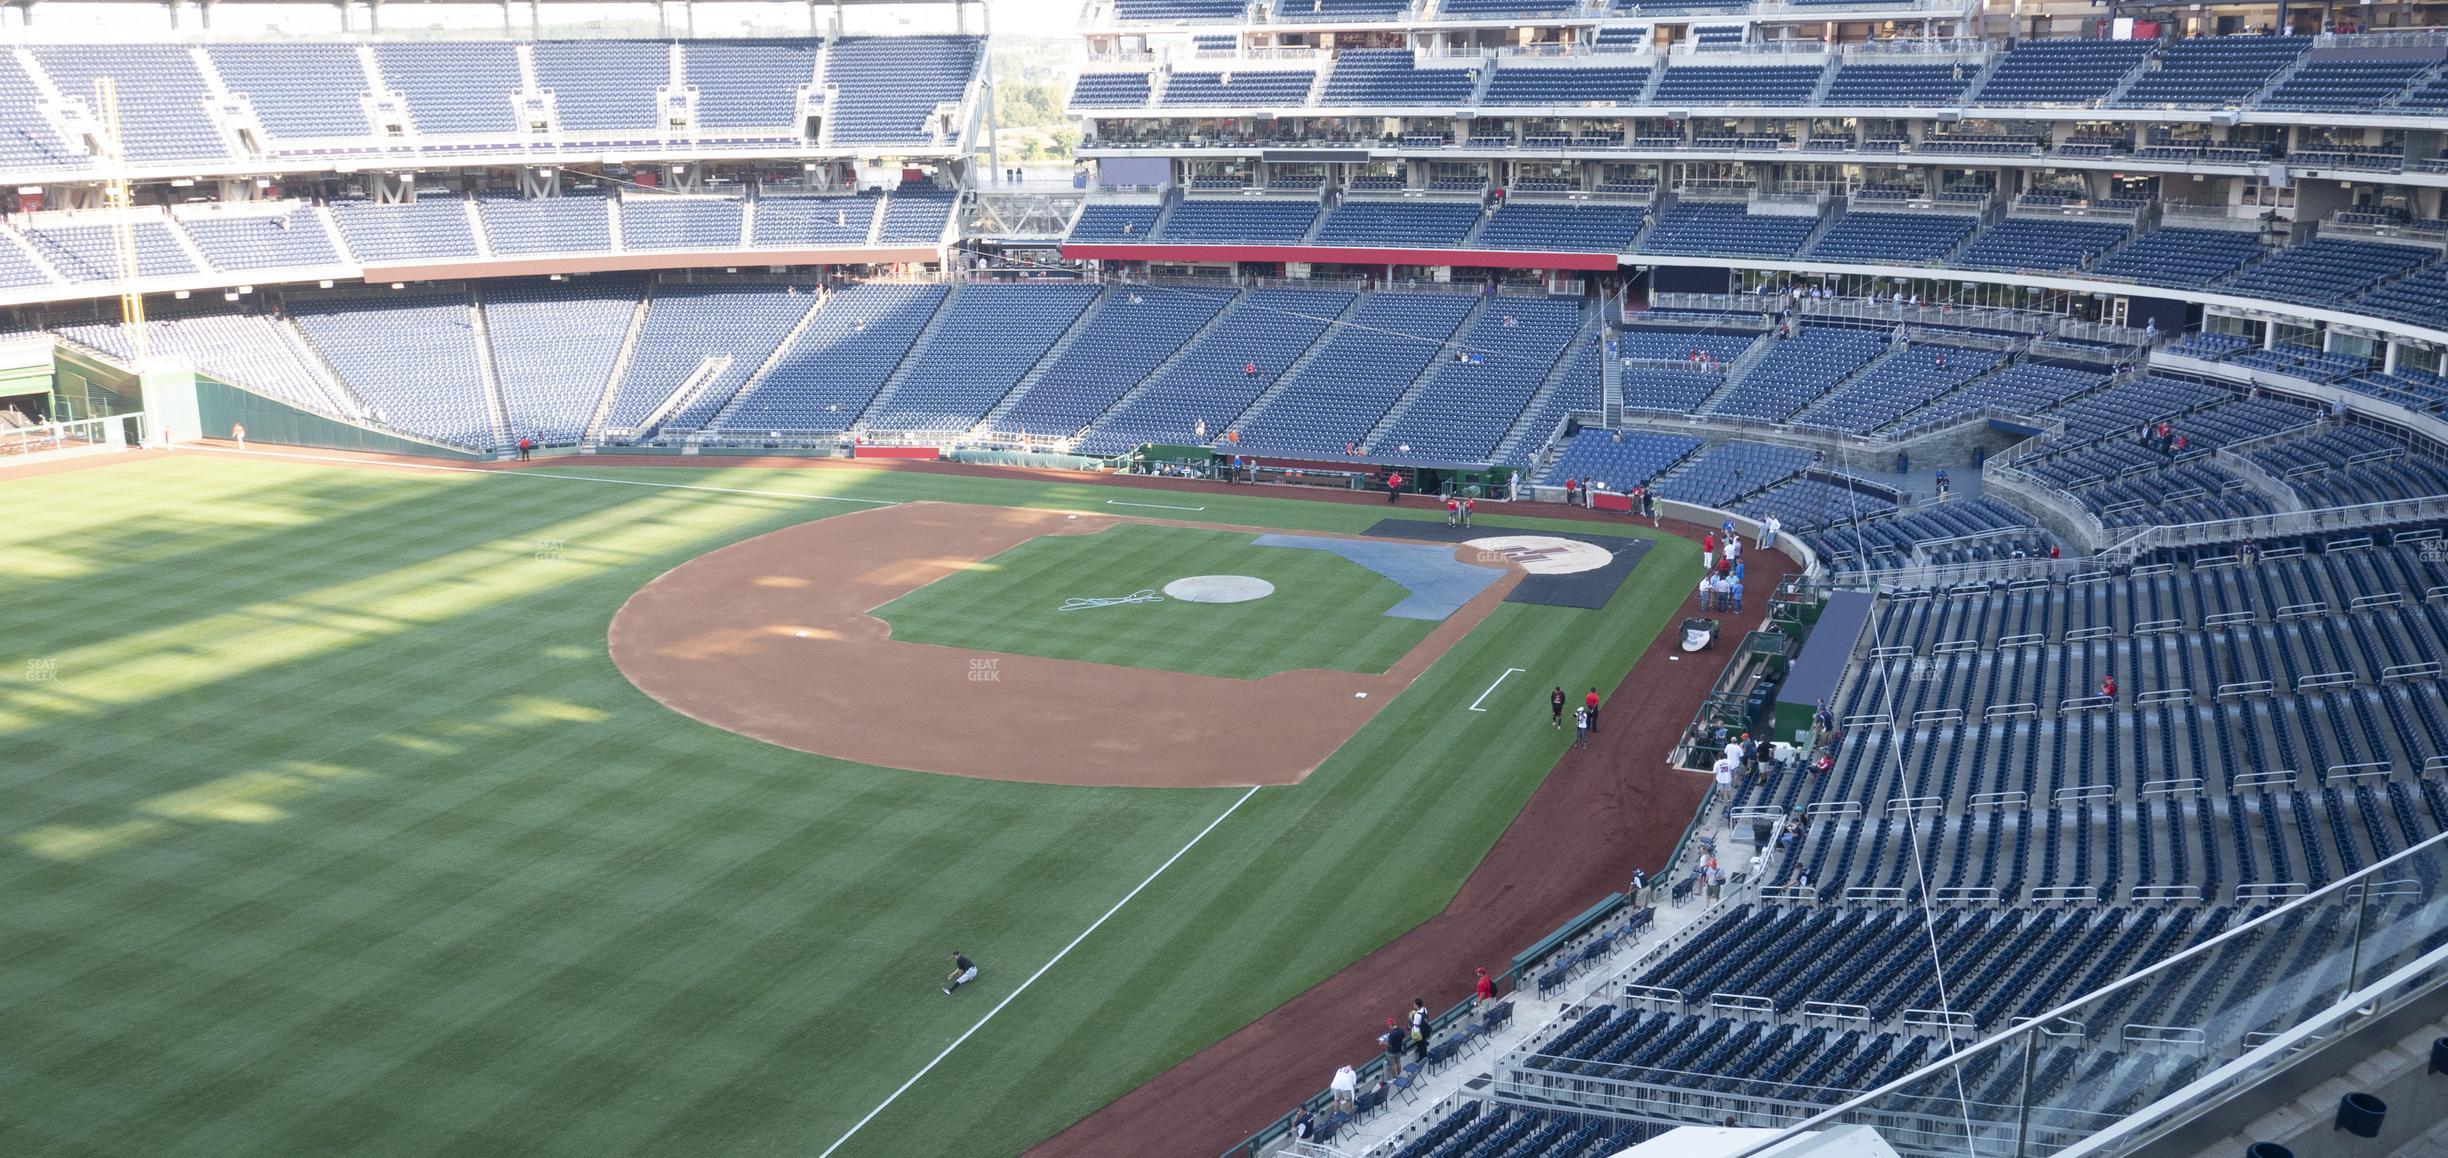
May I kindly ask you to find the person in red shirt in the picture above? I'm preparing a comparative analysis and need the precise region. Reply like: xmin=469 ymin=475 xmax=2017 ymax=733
xmin=1384 ymin=470 xmax=1404 ymax=504
xmin=1473 ymin=967 xmax=1497 ymax=1007
xmin=1446 ymin=496 xmax=1461 ymax=527
xmin=1584 ymin=688 xmax=1602 ymax=734
xmin=1702 ymin=531 xmax=1718 ymax=570
xmin=2100 ymin=674 xmax=2117 ymax=699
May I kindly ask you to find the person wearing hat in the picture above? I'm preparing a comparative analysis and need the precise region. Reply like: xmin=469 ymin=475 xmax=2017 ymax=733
xmin=1473 ymin=966 xmax=1497 ymax=1008
xmin=1380 ymin=1017 xmax=1408 ymax=1073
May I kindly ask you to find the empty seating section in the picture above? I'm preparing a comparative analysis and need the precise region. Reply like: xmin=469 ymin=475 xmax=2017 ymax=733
xmin=482 ymin=280 xmax=638 ymax=443
xmin=827 ymin=37 xmax=979 ymax=145
xmin=292 ymin=292 xmax=497 ymax=447
xmin=1161 ymin=69 xmax=1316 ymax=107
xmin=0 ymin=54 xmax=87 ymax=170
xmin=2262 ymin=56 xmax=2434 ymax=110
xmin=2252 ymin=426 xmax=2448 ymax=507
xmin=1807 ymin=211 xmax=1976 ymax=263
xmin=1070 ymin=72 xmax=1153 ymax=108
xmin=2091 ymin=228 xmax=2267 ymax=288
xmin=1642 ymin=204 xmax=1816 ymax=259
xmin=1476 ymin=202 xmax=1645 ymax=252
xmin=752 ymin=196 xmax=878 ymax=247
xmin=1615 ymin=328 xmax=1756 ymax=413
xmin=683 ymin=39 xmax=820 ymax=128
xmin=605 ymin=284 xmax=816 ymax=433
xmin=619 ymin=197 xmax=743 ymax=251
xmin=61 ymin=313 xmax=353 ymax=418
xmin=372 ymin=42 xmax=523 ymax=135
xmin=1896 ymin=361 xmax=2106 ymax=433
xmin=1706 ymin=328 xmax=1885 ymax=422
xmin=1081 ymin=289 xmax=1351 ymax=454
xmin=1652 ymin=64 xmax=1823 ymax=106
xmin=2117 ymin=37 xmax=2308 ymax=108
xmin=1649 ymin=439 xmax=1814 ymax=506
xmin=208 ymin=44 xmax=373 ymax=140
xmin=1233 ymin=293 xmax=1477 ymax=455
xmin=2350 ymin=261 xmax=2448 ymax=331
xmin=1502 ymin=338 xmax=1601 ymax=466
xmin=1825 ymin=63 xmax=1978 ymax=105
xmin=880 ymin=188 xmax=957 ymax=244
xmin=1805 ymin=495 xmax=2047 ymax=571
xmin=1111 ymin=0 xmax=1247 ymax=20
xmin=26 ymin=221 xmax=194 ymax=282
xmin=999 ymin=290 xmax=1234 ymax=438
xmin=1973 ymin=39 xmax=2153 ymax=105
xmin=1482 ymin=65 xmax=1654 ymax=106
xmin=31 ymin=46 xmax=225 ymax=163
xmin=179 ymin=206 xmax=342 ymax=271
xmin=1442 ymin=0 xmax=1579 ymax=12
xmin=1746 ymin=477 xmax=1898 ymax=533
xmin=1954 ymin=217 xmax=2132 ymax=272
xmin=724 ymin=283 xmax=945 ymax=431
xmin=865 ymin=283 xmax=1102 ymax=433
xmin=477 ymin=194 xmax=611 ymax=256
xmin=0 ymin=236 xmax=54 ymax=288
xmin=1323 ymin=50 xmax=1475 ymax=105
xmin=1795 ymin=346 xmax=2004 ymax=434
xmin=1162 ymin=198 xmax=1319 ymax=242
xmin=1541 ymin=429 xmax=1702 ymax=492
xmin=330 ymin=198 xmax=481 ymax=264
xmin=1068 ymin=203 xmax=1162 ymax=242
xmin=1372 ymin=297 xmax=1583 ymax=460
xmin=1314 ymin=200 xmax=1480 ymax=247
xmin=2221 ymin=239 xmax=2435 ymax=306
xmin=535 ymin=40 xmax=668 ymax=132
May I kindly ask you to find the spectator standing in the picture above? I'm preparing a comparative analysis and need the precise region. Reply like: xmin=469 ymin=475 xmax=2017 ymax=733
xmin=1585 ymin=688 xmax=1602 ymax=734
xmin=1331 ymin=1065 xmax=1359 ymax=1114
xmin=1381 ymin=1018 xmax=1408 ymax=1074
xmin=1760 ymin=513 xmax=1780 ymax=551
xmin=1574 ymin=705 xmax=1591 ymax=748
xmin=1385 ymin=470 xmax=1404 ymax=504
xmin=1702 ymin=530 xmax=1718 ymax=571
xmin=1473 ymin=967 xmax=1497 ymax=1008
xmin=1409 ymin=998 xmax=1432 ymax=1063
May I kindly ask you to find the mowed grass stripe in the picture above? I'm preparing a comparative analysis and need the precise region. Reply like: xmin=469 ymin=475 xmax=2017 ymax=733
xmin=0 ymin=456 xmax=1693 ymax=1157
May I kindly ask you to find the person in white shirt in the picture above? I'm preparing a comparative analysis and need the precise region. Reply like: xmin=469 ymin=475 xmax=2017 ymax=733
xmin=1711 ymin=756 xmax=1736 ymax=812
xmin=1761 ymin=514 xmax=1781 ymax=551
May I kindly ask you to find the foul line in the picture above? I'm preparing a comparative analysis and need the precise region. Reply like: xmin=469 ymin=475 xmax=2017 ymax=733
xmin=1105 ymin=498 xmax=1206 ymax=512
xmin=186 ymin=445 xmax=901 ymax=505
xmin=1468 ymin=667 xmax=1527 ymax=712
xmin=817 ymin=783 xmax=1264 ymax=1158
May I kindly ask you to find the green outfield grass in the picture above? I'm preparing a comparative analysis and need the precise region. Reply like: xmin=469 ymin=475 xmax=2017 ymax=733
xmin=0 ymin=454 xmax=1696 ymax=1158
xmin=875 ymin=522 xmax=1440 ymax=679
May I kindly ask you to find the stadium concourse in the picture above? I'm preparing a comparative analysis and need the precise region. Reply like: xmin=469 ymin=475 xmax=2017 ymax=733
xmin=5 ymin=0 xmax=2448 ymax=1156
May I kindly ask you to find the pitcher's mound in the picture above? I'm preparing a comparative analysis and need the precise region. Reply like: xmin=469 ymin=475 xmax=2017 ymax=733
xmin=1164 ymin=575 xmax=1276 ymax=603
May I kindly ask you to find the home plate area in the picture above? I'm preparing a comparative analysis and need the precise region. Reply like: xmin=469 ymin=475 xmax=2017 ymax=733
xmin=1359 ymin=520 xmax=1653 ymax=609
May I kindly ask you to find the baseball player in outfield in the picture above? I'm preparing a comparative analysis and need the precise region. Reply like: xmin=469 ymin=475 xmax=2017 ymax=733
xmin=944 ymin=951 xmax=978 ymax=995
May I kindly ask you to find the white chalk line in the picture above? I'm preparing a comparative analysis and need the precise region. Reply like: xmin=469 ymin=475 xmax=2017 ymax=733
xmin=186 ymin=444 xmax=901 ymax=505
xmin=817 ymin=783 xmax=1264 ymax=1158
xmin=1468 ymin=667 xmax=1527 ymax=712
xmin=1105 ymin=498 xmax=1206 ymax=512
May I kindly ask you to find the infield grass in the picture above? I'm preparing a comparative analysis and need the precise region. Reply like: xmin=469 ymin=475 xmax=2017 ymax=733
xmin=875 ymin=522 xmax=1441 ymax=679
xmin=0 ymin=452 xmax=1696 ymax=1158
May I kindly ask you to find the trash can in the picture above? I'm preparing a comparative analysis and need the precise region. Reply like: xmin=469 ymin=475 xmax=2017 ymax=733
xmin=2431 ymin=1036 xmax=2447 ymax=1075
xmin=2245 ymin=1143 xmax=2293 ymax=1158
xmin=2337 ymin=1091 xmax=2387 ymax=1138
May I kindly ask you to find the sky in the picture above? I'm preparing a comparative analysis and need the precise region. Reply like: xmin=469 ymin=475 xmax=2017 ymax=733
xmin=4 ymin=0 xmax=1086 ymax=39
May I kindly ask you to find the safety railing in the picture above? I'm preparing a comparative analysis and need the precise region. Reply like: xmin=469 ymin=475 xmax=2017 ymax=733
xmin=1725 ymin=828 xmax=2448 ymax=1158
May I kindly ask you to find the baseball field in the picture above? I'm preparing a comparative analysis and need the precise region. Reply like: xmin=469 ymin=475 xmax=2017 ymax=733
xmin=0 ymin=450 xmax=1696 ymax=1156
